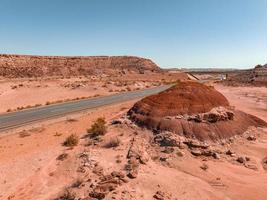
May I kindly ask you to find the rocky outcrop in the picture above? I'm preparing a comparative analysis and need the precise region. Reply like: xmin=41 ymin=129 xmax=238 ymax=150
xmin=225 ymin=64 xmax=267 ymax=86
xmin=0 ymin=54 xmax=160 ymax=78
xmin=128 ymin=81 xmax=267 ymax=141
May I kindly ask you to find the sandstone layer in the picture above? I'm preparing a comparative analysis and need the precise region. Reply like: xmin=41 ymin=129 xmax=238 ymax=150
xmin=0 ymin=54 xmax=160 ymax=78
xmin=128 ymin=81 xmax=267 ymax=141
xmin=225 ymin=65 xmax=267 ymax=87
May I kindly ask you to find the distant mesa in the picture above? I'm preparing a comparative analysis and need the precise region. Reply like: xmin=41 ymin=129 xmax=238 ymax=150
xmin=0 ymin=54 xmax=160 ymax=78
xmin=128 ymin=81 xmax=267 ymax=141
xmin=225 ymin=64 xmax=267 ymax=86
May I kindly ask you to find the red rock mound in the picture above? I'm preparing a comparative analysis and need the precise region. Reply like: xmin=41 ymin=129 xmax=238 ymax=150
xmin=128 ymin=81 xmax=267 ymax=141
xmin=0 ymin=54 xmax=160 ymax=78
xmin=130 ymin=81 xmax=229 ymax=117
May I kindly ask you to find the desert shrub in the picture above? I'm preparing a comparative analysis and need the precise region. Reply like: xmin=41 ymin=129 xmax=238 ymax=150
xmin=56 ymin=188 xmax=76 ymax=200
xmin=63 ymin=134 xmax=79 ymax=147
xmin=104 ymin=137 xmax=121 ymax=148
xmin=71 ymin=178 xmax=83 ymax=188
xmin=87 ymin=117 xmax=107 ymax=138
xmin=200 ymin=163 xmax=209 ymax=171
xmin=57 ymin=153 xmax=68 ymax=161
xmin=19 ymin=131 xmax=31 ymax=138
xmin=66 ymin=117 xmax=78 ymax=122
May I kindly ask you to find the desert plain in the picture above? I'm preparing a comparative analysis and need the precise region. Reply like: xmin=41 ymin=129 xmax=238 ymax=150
xmin=0 ymin=55 xmax=267 ymax=200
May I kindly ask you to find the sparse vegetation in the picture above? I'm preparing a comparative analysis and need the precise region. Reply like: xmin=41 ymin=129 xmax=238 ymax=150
xmin=54 ymin=132 xmax=62 ymax=137
xmin=19 ymin=131 xmax=31 ymax=138
xmin=63 ymin=134 xmax=79 ymax=147
xmin=57 ymin=153 xmax=68 ymax=161
xmin=66 ymin=117 xmax=78 ymax=122
xmin=200 ymin=163 xmax=209 ymax=171
xmin=71 ymin=178 xmax=83 ymax=188
xmin=104 ymin=137 xmax=121 ymax=148
xmin=87 ymin=117 xmax=107 ymax=138
xmin=56 ymin=188 xmax=76 ymax=200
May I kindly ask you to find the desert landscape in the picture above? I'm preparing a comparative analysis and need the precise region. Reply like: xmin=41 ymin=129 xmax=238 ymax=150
xmin=0 ymin=54 xmax=266 ymax=200
xmin=1 ymin=1 xmax=267 ymax=199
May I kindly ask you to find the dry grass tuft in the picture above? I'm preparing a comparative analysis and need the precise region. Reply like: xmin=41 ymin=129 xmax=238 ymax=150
xmin=104 ymin=137 xmax=121 ymax=148
xmin=57 ymin=153 xmax=68 ymax=161
xmin=87 ymin=117 xmax=107 ymax=138
xmin=63 ymin=134 xmax=79 ymax=147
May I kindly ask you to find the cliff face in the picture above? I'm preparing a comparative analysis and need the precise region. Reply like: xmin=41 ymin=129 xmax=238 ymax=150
xmin=0 ymin=54 xmax=160 ymax=78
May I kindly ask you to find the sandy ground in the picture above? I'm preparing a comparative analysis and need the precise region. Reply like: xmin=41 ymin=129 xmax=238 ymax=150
xmin=0 ymin=72 xmax=187 ymax=113
xmin=215 ymin=84 xmax=267 ymax=121
xmin=0 ymin=83 xmax=266 ymax=200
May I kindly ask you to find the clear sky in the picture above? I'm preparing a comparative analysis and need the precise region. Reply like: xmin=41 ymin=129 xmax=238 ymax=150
xmin=1 ymin=0 xmax=267 ymax=68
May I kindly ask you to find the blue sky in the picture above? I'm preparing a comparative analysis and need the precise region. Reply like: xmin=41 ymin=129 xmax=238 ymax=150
xmin=1 ymin=0 xmax=267 ymax=68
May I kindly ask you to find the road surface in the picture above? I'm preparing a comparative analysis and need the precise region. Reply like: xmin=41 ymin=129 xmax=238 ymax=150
xmin=0 ymin=85 xmax=170 ymax=131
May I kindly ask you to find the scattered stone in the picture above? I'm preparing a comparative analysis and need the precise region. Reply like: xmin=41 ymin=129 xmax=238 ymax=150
xmin=125 ymin=157 xmax=139 ymax=179
xmin=93 ymin=165 xmax=104 ymax=176
xmin=247 ymin=135 xmax=256 ymax=141
xmin=213 ymin=152 xmax=220 ymax=159
xmin=176 ymin=150 xmax=184 ymax=157
xmin=154 ymin=132 xmax=179 ymax=147
xmin=191 ymin=149 xmax=202 ymax=156
xmin=162 ymin=147 xmax=174 ymax=154
xmin=89 ymin=171 xmax=127 ymax=199
xmin=200 ymin=163 xmax=209 ymax=171
xmin=153 ymin=191 xmax=165 ymax=200
xmin=226 ymin=149 xmax=235 ymax=156
xmin=262 ymin=157 xmax=267 ymax=170
xmin=111 ymin=119 xmax=122 ymax=125
xmin=184 ymin=140 xmax=209 ymax=149
xmin=159 ymin=157 xmax=168 ymax=162
xmin=153 ymin=191 xmax=171 ymax=200
xmin=245 ymin=163 xmax=258 ymax=170
xmin=245 ymin=156 xmax=250 ymax=161
xmin=237 ymin=156 xmax=246 ymax=163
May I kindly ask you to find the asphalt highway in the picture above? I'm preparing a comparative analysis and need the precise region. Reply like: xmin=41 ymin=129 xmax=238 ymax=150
xmin=0 ymin=85 xmax=170 ymax=131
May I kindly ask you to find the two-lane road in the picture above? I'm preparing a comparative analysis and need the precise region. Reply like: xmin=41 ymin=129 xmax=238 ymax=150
xmin=0 ymin=85 xmax=170 ymax=132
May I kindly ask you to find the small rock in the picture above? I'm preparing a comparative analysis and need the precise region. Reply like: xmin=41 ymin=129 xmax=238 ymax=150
xmin=162 ymin=147 xmax=174 ymax=154
xmin=111 ymin=119 xmax=122 ymax=125
xmin=153 ymin=191 xmax=165 ymax=200
xmin=159 ymin=157 xmax=168 ymax=162
xmin=89 ymin=191 xmax=105 ymax=199
xmin=191 ymin=149 xmax=202 ymax=156
xmin=111 ymin=171 xmax=125 ymax=179
xmin=176 ymin=150 xmax=184 ymax=157
xmin=226 ymin=149 xmax=235 ymax=156
xmin=245 ymin=156 xmax=250 ymax=161
xmin=237 ymin=156 xmax=246 ymax=163
xmin=200 ymin=163 xmax=209 ymax=171
xmin=184 ymin=140 xmax=209 ymax=149
xmin=127 ymin=169 xmax=138 ymax=179
xmin=213 ymin=153 xmax=220 ymax=159
xmin=247 ymin=135 xmax=256 ymax=141
xmin=139 ymin=151 xmax=150 ymax=164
